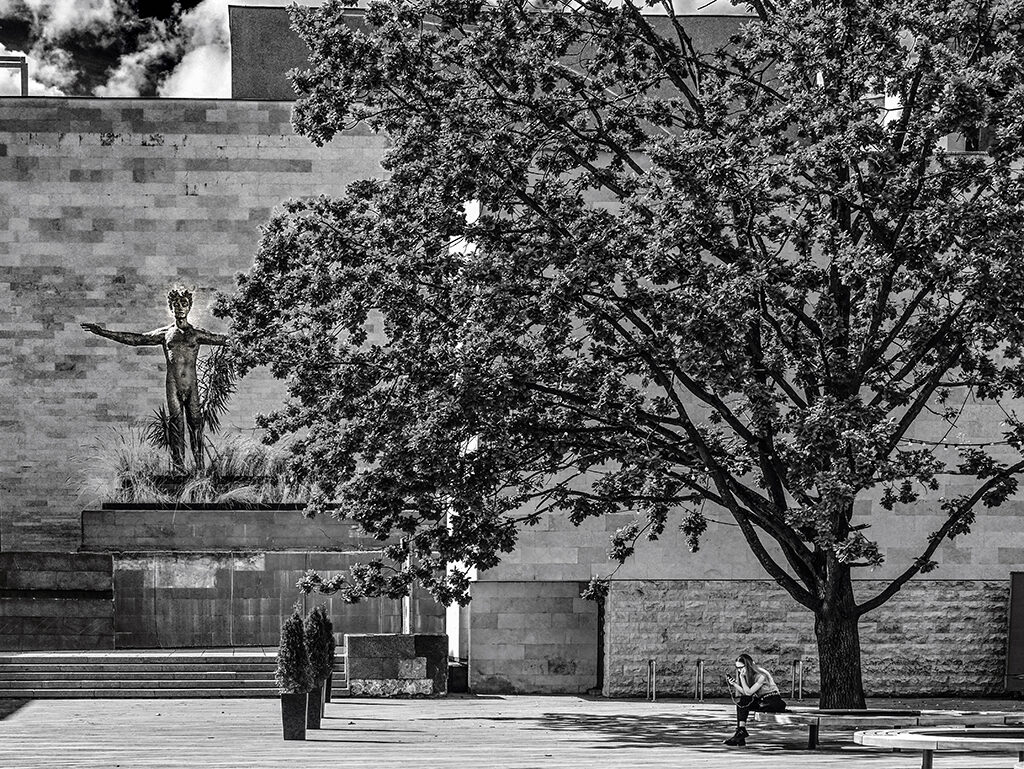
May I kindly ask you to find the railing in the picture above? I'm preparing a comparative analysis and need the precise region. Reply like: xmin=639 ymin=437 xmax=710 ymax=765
xmin=644 ymin=658 xmax=798 ymax=701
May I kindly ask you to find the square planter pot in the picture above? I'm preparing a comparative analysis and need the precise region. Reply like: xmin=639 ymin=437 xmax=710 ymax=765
xmin=281 ymin=692 xmax=307 ymax=740
xmin=325 ymin=671 xmax=333 ymax=704
xmin=306 ymin=680 xmax=324 ymax=729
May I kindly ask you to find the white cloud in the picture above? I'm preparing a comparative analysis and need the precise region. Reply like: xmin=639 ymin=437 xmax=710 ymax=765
xmin=0 ymin=42 xmax=69 ymax=95
xmin=155 ymin=0 xmax=231 ymax=98
xmin=179 ymin=0 xmax=229 ymax=48
xmin=94 ymin=41 xmax=171 ymax=97
xmin=157 ymin=43 xmax=231 ymax=98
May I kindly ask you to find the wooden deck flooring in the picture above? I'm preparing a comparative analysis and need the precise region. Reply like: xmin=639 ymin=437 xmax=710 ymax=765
xmin=1 ymin=696 xmax=1022 ymax=768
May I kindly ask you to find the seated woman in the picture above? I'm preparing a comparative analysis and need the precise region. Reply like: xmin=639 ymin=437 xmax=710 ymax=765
xmin=724 ymin=653 xmax=787 ymax=746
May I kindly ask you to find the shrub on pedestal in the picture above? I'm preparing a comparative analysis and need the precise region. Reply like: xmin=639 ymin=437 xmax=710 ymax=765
xmin=277 ymin=604 xmax=313 ymax=740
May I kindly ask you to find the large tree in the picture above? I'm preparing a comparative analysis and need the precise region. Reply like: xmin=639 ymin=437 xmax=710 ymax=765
xmin=218 ymin=0 xmax=1024 ymax=707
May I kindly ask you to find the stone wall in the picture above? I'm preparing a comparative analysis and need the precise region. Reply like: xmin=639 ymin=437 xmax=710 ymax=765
xmin=81 ymin=505 xmax=385 ymax=552
xmin=604 ymin=579 xmax=1010 ymax=698
xmin=0 ymin=550 xmax=443 ymax=650
xmin=0 ymin=97 xmax=387 ymax=552
xmin=346 ymin=633 xmax=448 ymax=696
xmin=112 ymin=552 xmax=444 ymax=648
xmin=0 ymin=553 xmax=114 ymax=650
xmin=468 ymin=581 xmax=598 ymax=694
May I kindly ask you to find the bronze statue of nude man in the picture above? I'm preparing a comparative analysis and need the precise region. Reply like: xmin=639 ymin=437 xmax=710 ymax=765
xmin=82 ymin=286 xmax=228 ymax=471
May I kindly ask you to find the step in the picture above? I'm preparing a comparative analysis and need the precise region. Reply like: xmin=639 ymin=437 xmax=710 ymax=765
xmin=0 ymin=654 xmax=276 ymax=664
xmin=0 ymin=678 xmax=277 ymax=689
xmin=0 ymin=670 xmax=276 ymax=680
xmin=0 ymin=687 xmax=284 ymax=698
xmin=0 ymin=686 xmax=351 ymax=698
xmin=0 ymin=654 xmax=344 ymax=664
xmin=0 ymin=659 xmax=276 ymax=671
xmin=0 ymin=649 xmax=349 ymax=699
xmin=0 ymin=659 xmax=344 ymax=669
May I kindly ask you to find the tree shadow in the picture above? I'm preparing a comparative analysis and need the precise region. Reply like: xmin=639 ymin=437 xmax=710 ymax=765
xmin=528 ymin=711 xmax=902 ymax=759
xmin=0 ymin=699 xmax=30 ymax=721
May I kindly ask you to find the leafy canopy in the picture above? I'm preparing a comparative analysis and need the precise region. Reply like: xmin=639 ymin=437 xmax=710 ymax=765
xmin=219 ymin=0 xmax=1024 ymax=613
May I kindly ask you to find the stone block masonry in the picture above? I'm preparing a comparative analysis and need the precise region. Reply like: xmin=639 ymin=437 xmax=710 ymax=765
xmin=346 ymin=633 xmax=448 ymax=697
xmin=0 ymin=549 xmax=444 ymax=650
xmin=0 ymin=553 xmax=114 ymax=650
xmin=604 ymin=579 xmax=1009 ymax=698
xmin=468 ymin=581 xmax=599 ymax=694
xmin=80 ymin=505 xmax=388 ymax=552
xmin=0 ymin=97 xmax=389 ymax=552
xmin=112 ymin=553 xmax=443 ymax=648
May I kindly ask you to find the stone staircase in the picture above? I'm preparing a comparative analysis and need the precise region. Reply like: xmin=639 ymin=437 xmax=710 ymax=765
xmin=0 ymin=649 xmax=348 ymax=698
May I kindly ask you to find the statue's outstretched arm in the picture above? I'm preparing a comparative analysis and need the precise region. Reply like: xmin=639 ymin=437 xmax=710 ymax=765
xmin=195 ymin=328 xmax=228 ymax=346
xmin=81 ymin=323 xmax=164 ymax=346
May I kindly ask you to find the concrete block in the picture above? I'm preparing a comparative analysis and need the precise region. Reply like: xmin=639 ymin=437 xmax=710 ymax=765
xmin=398 ymin=657 xmax=427 ymax=680
xmin=339 ymin=659 xmax=385 ymax=684
xmin=346 ymin=633 xmax=416 ymax=659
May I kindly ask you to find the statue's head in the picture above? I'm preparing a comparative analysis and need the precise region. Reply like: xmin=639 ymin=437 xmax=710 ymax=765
xmin=167 ymin=286 xmax=194 ymax=320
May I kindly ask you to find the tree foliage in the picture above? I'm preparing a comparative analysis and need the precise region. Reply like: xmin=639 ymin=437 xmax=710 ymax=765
xmin=220 ymin=0 xmax=1024 ymax=702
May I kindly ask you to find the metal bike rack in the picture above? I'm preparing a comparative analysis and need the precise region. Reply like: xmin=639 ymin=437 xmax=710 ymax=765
xmin=791 ymin=659 xmax=804 ymax=700
xmin=694 ymin=659 xmax=705 ymax=701
xmin=646 ymin=659 xmax=657 ymax=701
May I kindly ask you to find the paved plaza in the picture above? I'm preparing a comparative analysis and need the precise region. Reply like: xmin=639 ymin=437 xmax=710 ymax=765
xmin=2 ymin=695 xmax=1023 ymax=769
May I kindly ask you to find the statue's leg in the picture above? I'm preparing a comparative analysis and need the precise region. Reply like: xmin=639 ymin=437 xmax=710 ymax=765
xmin=165 ymin=379 xmax=186 ymax=472
xmin=184 ymin=387 xmax=205 ymax=471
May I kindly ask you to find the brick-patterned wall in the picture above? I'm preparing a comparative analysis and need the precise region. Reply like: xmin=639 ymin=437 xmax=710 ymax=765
xmin=605 ymin=579 xmax=1009 ymax=698
xmin=0 ymin=553 xmax=114 ymax=650
xmin=112 ymin=551 xmax=444 ymax=648
xmin=0 ymin=97 xmax=387 ymax=552
xmin=483 ymin=483 xmax=1024 ymax=584
xmin=468 ymin=581 xmax=598 ymax=694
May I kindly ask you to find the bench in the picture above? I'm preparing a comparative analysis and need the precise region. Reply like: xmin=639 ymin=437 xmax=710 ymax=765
xmin=855 ymin=726 xmax=1024 ymax=769
xmin=754 ymin=707 xmax=1024 ymax=749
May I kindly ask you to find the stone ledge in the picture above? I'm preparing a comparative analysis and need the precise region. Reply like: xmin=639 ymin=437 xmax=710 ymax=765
xmin=348 ymin=678 xmax=435 ymax=697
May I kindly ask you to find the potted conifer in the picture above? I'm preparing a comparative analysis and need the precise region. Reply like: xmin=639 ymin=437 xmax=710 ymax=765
xmin=276 ymin=604 xmax=313 ymax=740
xmin=304 ymin=604 xmax=333 ymax=729
xmin=324 ymin=611 xmax=337 ymax=703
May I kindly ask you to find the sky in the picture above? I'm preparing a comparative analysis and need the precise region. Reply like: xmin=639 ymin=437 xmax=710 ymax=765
xmin=0 ymin=0 xmax=748 ymax=99
xmin=0 ymin=0 xmax=311 ymax=98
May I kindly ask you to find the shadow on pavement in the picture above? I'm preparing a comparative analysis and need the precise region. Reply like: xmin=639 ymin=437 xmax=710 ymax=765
xmin=530 ymin=711 xmax=901 ymax=760
xmin=0 ymin=700 xmax=30 ymax=721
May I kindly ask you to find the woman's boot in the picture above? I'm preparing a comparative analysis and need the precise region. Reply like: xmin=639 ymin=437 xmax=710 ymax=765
xmin=723 ymin=725 xmax=748 ymax=746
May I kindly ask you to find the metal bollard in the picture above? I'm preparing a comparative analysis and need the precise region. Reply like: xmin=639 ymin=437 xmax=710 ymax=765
xmin=646 ymin=659 xmax=657 ymax=701
xmin=791 ymin=659 xmax=804 ymax=700
xmin=694 ymin=659 xmax=705 ymax=702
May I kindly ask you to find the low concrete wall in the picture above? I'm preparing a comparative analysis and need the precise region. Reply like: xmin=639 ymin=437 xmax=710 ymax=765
xmin=113 ymin=552 xmax=445 ymax=647
xmin=0 ymin=553 xmax=114 ymax=650
xmin=346 ymin=633 xmax=448 ymax=696
xmin=81 ymin=505 xmax=383 ymax=552
xmin=0 ymin=550 xmax=445 ymax=649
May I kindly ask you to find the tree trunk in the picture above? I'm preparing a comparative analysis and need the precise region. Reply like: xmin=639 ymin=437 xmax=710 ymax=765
xmin=814 ymin=573 xmax=866 ymax=709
